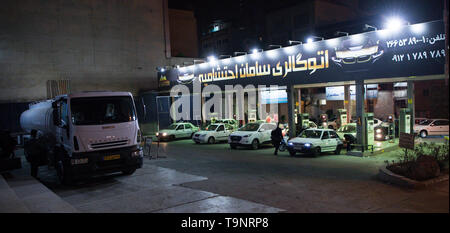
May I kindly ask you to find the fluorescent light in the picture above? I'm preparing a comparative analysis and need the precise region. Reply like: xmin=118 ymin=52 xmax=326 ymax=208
xmin=207 ymin=56 xmax=217 ymax=66
xmin=411 ymin=23 xmax=425 ymax=34
xmin=385 ymin=17 xmax=404 ymax=31
xmin=307 ymin=38 xmax=313 ymax=44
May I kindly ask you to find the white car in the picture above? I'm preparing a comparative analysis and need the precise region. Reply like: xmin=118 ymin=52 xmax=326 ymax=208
xmin=414 ymin=119 xmax=449 ymax=138
xmin=156 ymin=122 xmax=199 ymax=141
xmin=287 ymin=129 xmax=343 ymax=156
xmin=192 ymin=123 xmax=234 ymax=144
xmin=228 ymin=122 xmax=277 ymax=150
xmin=328 ymin=118 xmax=382 ymax=130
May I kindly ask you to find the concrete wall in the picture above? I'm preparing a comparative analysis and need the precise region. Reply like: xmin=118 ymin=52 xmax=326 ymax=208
xmin=169 ymin=9 xmax=198 ymax=58
xmin=0 ymin=0 xmax=170 ymax=103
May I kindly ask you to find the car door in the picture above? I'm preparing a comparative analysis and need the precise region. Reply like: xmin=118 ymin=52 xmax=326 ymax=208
xmin=263 ymin=124 xmax=276 ymax=143
xmin=328 ymin=131 xmax=340 ymax=151
xmin=321 ymin=131 xmax=332 ymax=152
xmin=216 ymin=125 xmax=226 ymax=140
xmin=433 ymin=120 xmax=449 ymax=135
xmin=184 ymin=123 xmax=192 ymax=138
xmin=176 ymin=124 xmax=185 ymax=137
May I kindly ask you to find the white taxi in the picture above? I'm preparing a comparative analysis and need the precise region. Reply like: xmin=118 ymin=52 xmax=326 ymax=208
xmin=287 ymin=129 xmax=343 ymax=156
xmin=192 ymin=123 xmax=234 ymax=144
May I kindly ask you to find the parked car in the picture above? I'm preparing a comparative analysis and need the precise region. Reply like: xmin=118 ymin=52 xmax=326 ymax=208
xmin=414 ymin=118 xmax=428 ymax=125
xmin=228 ymin=122 xmax=277 ymax=150
xmin=215 ymin=119 xmax=239 ymax=130
xmin=287 ymin=129 xmax=343 ymax=156
xmin=156 ymin=122 xmax=199 ymax=141
xmin=414 ymin=119 xmax=449 ymax=138
xmin=336 ymin=123 xmax=357 ymax=141
xmin=192 ymin=123 xmax=234 ymax=144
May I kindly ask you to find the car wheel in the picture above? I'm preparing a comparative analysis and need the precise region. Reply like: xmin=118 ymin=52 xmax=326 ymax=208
xmin=251 ymin=139 xmax=259 ymax=150
xmin=230 ymin=144 xmax=237 ymax=149
xmin=334 ymin=145 xmax=342 ymax=155
xmin=208 ymin=137 xmax=215 ymax=144
xmin=170 ymin=135 xmax=175 ymax=141
xmin=313 ymin=147 xmax=321 ymax=157
xmin=420 ymin=130 xmax=428 ymax=138
xmin=191 ymin=132 xmax=195 ymax=138
xmin=288 ymin=149 xmax=296 ymax=156
xmin=279 ymin=144 xmax=286 ymax=152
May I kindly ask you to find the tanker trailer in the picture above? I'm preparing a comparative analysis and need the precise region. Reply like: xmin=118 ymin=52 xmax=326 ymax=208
xmin=20 ymin=91 xmax=143 ymax=184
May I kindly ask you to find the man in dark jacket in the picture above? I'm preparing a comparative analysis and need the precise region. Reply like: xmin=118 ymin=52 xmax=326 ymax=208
xmin=271 ymin=123 xmax=283 ymax=155
xmin=24 ymin=130 xmax=45 ymax=179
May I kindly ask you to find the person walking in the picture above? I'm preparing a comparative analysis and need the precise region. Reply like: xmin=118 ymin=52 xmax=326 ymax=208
xmin=271 ymin=123 xmax=283 ymax=155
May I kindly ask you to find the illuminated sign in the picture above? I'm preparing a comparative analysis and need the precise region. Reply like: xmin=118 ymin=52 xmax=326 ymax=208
xmin=160 ymin=20 xmax=445 ymax=89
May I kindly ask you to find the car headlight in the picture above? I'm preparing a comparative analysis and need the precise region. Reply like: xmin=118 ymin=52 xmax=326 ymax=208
xmin=162 ymin=132 xmax=168 ymax=137
xmin=288 ymin=142 xmax=294 ymax=146
xmin=156 ymin=132 xmax=159 ymax=136
xmin=243 ymin=134 xmax=252 ymax=137
xmin=200 ymin=134 xmax=206 ymax=137
xmin=304 ymin=143 xmax=311 ymax=147
xmin=376 ymin=134 xmax=383 ymax=139
xmin=376 ymin=129 xmax=382 ymax=133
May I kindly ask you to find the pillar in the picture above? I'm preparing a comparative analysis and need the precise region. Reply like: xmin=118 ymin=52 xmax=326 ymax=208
xmin=355 ymin=79 xmax=367 ymax=148
xmin=407 ymin=80 xmax=415 ymax=134
xmin=344 ymin=85 xmax=351 ymax=123
xmin=287 ymin=85 xmax=296 ymax=138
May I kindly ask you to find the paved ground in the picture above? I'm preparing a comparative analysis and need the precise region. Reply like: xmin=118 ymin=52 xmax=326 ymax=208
xmin=5 ymin=135 xmax=448 ymax=213
xmin=143 ymin=138 xmax=448 ymax=213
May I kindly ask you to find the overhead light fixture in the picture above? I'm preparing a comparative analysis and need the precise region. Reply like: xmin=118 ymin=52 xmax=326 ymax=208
xmin=268 ymin=45 xmax=282 ymax=49
xmin=335 ymin=31 xmax=349 ymax=37
xmin=207 ymin=55 xmax=217 ymax=66
xmin=307 ymin=36 xmax=324 ymax=43
xmin=385 ymin=17 xmax=409 ymax=31
xmin=288 ymin=40 xmax=302 ymax=45
xmin=364 ymin=24 xmax=378 ymax=31
xmin=410 ymin=23 xmax=425 ymax=34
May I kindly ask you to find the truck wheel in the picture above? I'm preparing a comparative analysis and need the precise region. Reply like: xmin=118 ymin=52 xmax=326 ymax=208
xmin=208 ymin=137 xmax=215 ymax=144
xmin=56 ymin=161 xmax=71 ymax=185
xmin=334 ymin=145 xmax=342 ymax=155
xmin=122 ymin=168 xmax=136 ymax=175
xmin=251 ymin=139 xmax=259 ymax=150
xmin=420 ymin=130 xmax=428 ymax=138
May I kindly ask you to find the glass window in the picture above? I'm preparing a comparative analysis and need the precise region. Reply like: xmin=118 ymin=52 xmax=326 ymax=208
xmin=239 ymin=123 xmax=260 ymax=131
xmin=217 ymin=125 xmax=225 ymax=131
xmin=176 ymin=125 xmax=184 ymax=130
xmin=71 ymin=96 xmax=136 ymax=125
xmin=322 ymin=131 xmax=330 ymax=139
xmin=434 ymin=120 xmax=448 ymax=126
xmin=299 ymin=130 xmax=322 ymax=139
xmin=185 ymin=124 xmax=192 ymax=129
xmin=329 ymin=131 xmax=338 ymax=138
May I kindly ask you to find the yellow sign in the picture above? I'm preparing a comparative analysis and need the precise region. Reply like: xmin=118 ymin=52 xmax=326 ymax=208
xmin=104 ymin=154 xmax=121 ymax=161
xmin=408 ymin=99 xmax=413 ymax=104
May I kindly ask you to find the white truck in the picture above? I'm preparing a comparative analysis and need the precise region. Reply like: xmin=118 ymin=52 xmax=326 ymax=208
xmin=20 ymin=91 xmax=143 ymax=183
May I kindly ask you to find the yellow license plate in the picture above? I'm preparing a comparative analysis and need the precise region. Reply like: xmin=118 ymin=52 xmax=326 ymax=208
xmin=103 ymin=154 xmax=121 ymax=161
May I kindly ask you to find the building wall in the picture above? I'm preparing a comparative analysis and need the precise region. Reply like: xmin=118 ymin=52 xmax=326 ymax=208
xmin=0 ymin=0 xmax=170 ymax=103
xmin=314 ymin=0 xmax=358 ymax=26
xmin=169 ymin=8 xmax=198 ymax=57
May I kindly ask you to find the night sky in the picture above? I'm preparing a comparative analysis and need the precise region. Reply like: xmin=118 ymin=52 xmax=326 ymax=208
xmin=169 ymin=0 xmax=445 ymax=26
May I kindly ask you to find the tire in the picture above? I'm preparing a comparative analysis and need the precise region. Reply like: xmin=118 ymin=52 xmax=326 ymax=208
xmin=230 ymin=144 xmax=237 ymax=149
xmin=313 ymin=147 xmax=321 ymax=157
xmin=208 ymin=137 xmax=215 ymax=144
xmin=251 ymin=139 xmax=259 ymax=150
xmin=191 ymin=132 xmax=195 ymax=138
xmin=279 ymin=144 xmax=286 ymax=152
xmin=420 ymin=130 xmax=428 ymax=138
xmin=334 ymin=145 xmax=342 ymax=155
xmin=122 ymin=168 xmax=136 ymax=175
xmin=169 ymin=135 xmax=175 ymax=141
xmin=56 ymin=161 xmax=71 ymax=185
xmin=288 ymin=149 xmax=296 ymax=156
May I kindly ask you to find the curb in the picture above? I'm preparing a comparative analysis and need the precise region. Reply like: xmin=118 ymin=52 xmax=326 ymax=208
xmin=377 ymin=166 xmax=449 ymax=189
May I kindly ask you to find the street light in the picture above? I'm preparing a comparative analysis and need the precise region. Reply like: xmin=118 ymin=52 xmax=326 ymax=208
xmin=385 ymin=17 xmax=409 ymax=31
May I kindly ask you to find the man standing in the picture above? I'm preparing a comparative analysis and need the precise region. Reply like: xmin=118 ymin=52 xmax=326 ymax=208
xmin=24 ymin=130 xmax=45 ymax=179
xmin=271 ymin=123 xmax=283 ymax=155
